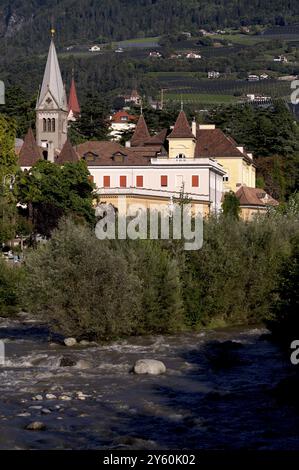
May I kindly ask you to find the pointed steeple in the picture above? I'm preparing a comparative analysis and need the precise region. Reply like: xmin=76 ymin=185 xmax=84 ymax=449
xmin=131 ymin=115 xmax=150 ymax=147
xmin=56 ymin=139 xmax=79 ymax=164
xmin=168 ymin=111 xmax=195 ymax=139
xmin=19 ymin=128 xmax=42 ymax=167
xmin=68 ymin=75 xmax=81 ymax=116
xmin=37 ymin=38 xmax=67 ymax=110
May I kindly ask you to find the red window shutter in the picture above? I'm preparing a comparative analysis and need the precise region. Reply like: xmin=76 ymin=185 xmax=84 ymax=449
xmin=192 ymin=175 xmax=199 ymax=187
xmin=88 ymin=175 xmax=94 ymax=183
xmin=103 ymin=176 xmax=110 ymax=188
xmin=136 ymin=175 xmax=143 ymax=187
xmin=161 ymin=175 xmax=168 ymax=187
xmin=120 ymin=175 xmax=127 ymax=187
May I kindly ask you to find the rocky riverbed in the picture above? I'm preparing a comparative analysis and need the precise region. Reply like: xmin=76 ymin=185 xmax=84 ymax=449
xmin=0 ymin=315 xmax=298 ymax=450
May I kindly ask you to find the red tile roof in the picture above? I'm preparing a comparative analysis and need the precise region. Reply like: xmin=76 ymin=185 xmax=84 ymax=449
xmin=68 ymin=77 xmax=80 ymax=115
xmin=74 ymin=141 xmax=151 ymax=166
xmin=56 ymin=139 xmax=79 ymax=164
xmin=131 ymin=115 xmax=150 ymax=146
xmin=236 ymin=186 xmax=279 ymax=207
xmin=111 ymin=110 xmax=137 ymax=123
xmin=168 ymin=111 xmax=195 ymax=139
xmin=18 ymin=128 xmax=42 ymax=166
xmin=196 ymin=128 xmax=251 ymax=162
xmin=144 ymin=128 xmax=168 ymax=146
xmin=130 ymin=146 xmax=163 ymax=158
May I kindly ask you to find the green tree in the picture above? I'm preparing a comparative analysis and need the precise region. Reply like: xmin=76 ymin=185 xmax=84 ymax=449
xmin=121 ymin=240 xmax=185 ymax=334
xmin=0 ymin=86 xmax=36 ymax=137
xmin=21 ymin=218 xmax=141 ymax=340
xmin=70 ymin=92 xmax=110 ymax=143
xmin=0 ymin=115 xmax=18 ymax=244
xmin=267 ymin=235 xmax=299 ymax=343
xmin=0 ymin=259 xmax=23 ymax=316
xmin=16 ymin=160 xmax=95 ymax=237
xmin=222 ymin=191 xmax=240 ymax=219
xmin=0 ymin=114 xmax=17 ymax=177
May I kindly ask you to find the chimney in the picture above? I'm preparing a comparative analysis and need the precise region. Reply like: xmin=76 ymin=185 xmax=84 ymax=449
xmin=192 ymin=118 xmax=197 ymax=137
xmin=125 ymin=141 xmax=131 ymax=148
xmin=198 ymin=124 xmax=216 ymax=130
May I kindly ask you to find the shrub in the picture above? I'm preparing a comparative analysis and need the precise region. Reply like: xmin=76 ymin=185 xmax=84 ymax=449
xmin=267 ymin=235 xmax=299 ymax=343
xmin=183 ymin=212 xmax=298 ymax=328
xmin=121 ymin=240 xmax=185 ymax=334
xmin=0 ymin=259 xmax=22 ymax=316
xmin=21 ymin=218 xmax=142 ymax=340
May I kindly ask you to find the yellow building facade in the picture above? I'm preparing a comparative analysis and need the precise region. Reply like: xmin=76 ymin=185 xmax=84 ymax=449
xmin=196 ymin=125 xmax=256 ymax=192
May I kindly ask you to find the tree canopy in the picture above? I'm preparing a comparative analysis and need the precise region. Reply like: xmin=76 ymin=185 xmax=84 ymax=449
xmin=16 ymin=160 xmax=95 ymax=237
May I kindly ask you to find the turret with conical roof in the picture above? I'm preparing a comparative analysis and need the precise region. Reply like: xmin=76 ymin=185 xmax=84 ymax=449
xmin=167 ymin=110 xmax=196 ymax=159
xmin=36 ymin=32 xmax=68 ymax=163
xmin=56 ymin=139 xmax=79 ymax=165
xmin=19 ymin=128 xmax=42 ymax=167
xmin=131 ymin=115 xmax=150 ymax=147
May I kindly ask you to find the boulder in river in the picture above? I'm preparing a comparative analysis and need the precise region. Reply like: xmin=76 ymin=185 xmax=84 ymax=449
xmin=45 ymin=393 xmax=57 ymax=400
xmin=75 ymin=359 xmax=91 ymax=369
xmin=64 ymin=337 xmax=77 ymax=347
xmin=134 ymin=359 xmax=166 ymax=375
xmin=25 ymin=421 xmax=46 ymax=431
xmin=32 ymin=395 xmax=43 ymax=401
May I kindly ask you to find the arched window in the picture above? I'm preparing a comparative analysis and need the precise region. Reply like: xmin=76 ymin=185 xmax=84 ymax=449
xmin=43 ymin=118 xmax=47 ymax=132
xmin=52 ymin=118 xmax=56 ymax=132
xmin=47 ymin=118 xmax=52 ymax=132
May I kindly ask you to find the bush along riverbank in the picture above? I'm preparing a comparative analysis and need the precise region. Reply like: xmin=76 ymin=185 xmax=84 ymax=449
xmin=1 ymin=199 xmax=298 ymax=343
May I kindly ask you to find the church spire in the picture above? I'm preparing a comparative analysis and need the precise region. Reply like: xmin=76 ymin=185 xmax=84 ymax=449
xmin=37 ymin=34 xmax=67 ymax=110
xmin=68 ymin=71 xmax=81 ymax=116
xmin=35 ymin=32 xmax=68 ymax=162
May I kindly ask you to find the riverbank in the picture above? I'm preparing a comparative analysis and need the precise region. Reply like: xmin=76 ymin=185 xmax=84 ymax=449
xmin=0 ymin=317 xmax=298 ymax=450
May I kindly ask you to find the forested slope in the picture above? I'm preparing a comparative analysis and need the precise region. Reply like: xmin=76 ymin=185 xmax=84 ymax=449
xmin=0 ymin=0 xmax=299 ymax=52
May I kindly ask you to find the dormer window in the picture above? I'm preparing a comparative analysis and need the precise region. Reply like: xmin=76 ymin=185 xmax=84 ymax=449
xmin=83 ymin=152 xmax=98 ymax=162
xmin=112 ymin=152 xmax=127 ymax=163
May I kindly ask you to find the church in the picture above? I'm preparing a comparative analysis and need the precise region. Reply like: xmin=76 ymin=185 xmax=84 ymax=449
xmin=18 ymin=36 xmax=278 ymax=219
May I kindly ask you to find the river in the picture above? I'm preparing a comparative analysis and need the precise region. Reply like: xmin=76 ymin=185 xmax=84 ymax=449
xmin=0 ymin=315 xmax=298 ymax=450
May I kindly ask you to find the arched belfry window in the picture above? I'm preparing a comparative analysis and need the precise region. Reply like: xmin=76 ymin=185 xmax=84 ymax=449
xmin=52 ymin=118 xmax=56 ymax=132
xmin=47 ymin=118 xmax=52 ymax=132
xmin=43 ymin=118 xmax=47 ymax=132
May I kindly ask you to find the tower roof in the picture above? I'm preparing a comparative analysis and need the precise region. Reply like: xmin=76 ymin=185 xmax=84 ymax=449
xmin=19 ymin=128 xmax=42 ymax=167
xmin=131 ymin=115 xmax=150 ymax=146
xmin=68 ymin=77 xmax=81 ymax=115
xmin=56 ymin=139 xmax=79 ymax=164
xmin=144 ymin=128 xmax=168 ymax=146
xmin=37 ymin=39 xmax=67 ymax=110
xmin=168 ymin=111 xmax=195 ymax=139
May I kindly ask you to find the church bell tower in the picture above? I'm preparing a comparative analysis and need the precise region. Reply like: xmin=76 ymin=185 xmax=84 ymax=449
xmin=36 ymin=29 xmax=68 ymax=162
